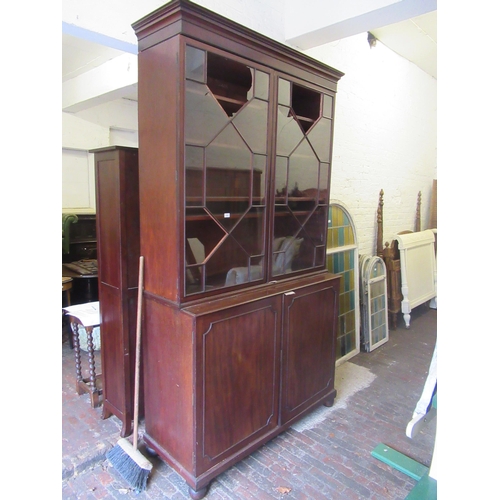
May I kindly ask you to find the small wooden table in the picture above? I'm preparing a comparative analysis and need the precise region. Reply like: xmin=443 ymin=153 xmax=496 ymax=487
xmin=62 ymin=276 xmax=73 ymax=304
xmin=63 ymin=302 xmax=102 ymax=408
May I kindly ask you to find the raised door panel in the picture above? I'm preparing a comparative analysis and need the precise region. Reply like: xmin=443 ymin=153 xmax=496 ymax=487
xmin=194 ymin=296 xmax=281 ymax=474
xmin=281 ymin=278 xmax=339 ymax=424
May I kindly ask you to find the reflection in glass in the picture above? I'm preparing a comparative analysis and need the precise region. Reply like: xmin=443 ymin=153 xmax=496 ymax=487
xmin=278 ymin=78 xmax=291 ymax=106
xmin=206 ymin=124 xmax=252 ymax=175
xmin=254 ymin=70 xmax=269 ymax=100
xmin=307 ymin=117 xmax=332 ymax=163
xmin=275 ymin=156 xmax=288 ymax=202
xmin=253 ymin=154 xmax=267 ymax=205
xmin=184 ymin=48 xmax=270 ymax=295
xmin=185 ymin=146 xmax=204 ymax=206
xmin=319 ymin=163 xmax=329 ymax=203
xmin=276 ymin=105 xmax=303 ymax=157
xmin=185 ymin=45 xmax=205 ymax=82
xmin=185 ymin=80 xmax=229 ymax=145
xmin=288 ymin=139 xmax=319 ymax=197
xmin=273 ymin=79 xmax=332 ymax=278
xmin=231 ymin=207 xmax=265 ymax=255
xmin=323 ymin=94 xmax=333 ymax=118
xmin=207 ymin=235 xmax=246 ymax=286
xmin=272 ymin=235 xmax=304 ymax=276
xmin=233 ymin=99 xmax=269 ymax=154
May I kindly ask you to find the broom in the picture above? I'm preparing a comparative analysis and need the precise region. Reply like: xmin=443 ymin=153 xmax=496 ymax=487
xmin=106 ymin=255 xmax=152 ymax=492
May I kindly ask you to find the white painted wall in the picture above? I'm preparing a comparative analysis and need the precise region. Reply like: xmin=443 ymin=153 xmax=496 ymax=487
xmin=62 ymin=0 xmax=436 ymax=257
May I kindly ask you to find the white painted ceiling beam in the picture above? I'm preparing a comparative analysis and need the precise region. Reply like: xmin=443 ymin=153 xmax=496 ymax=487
xmin=62 ymin=53 xmax=137 ymax=112
xmin=285 ymin=0 xmax=437 ymax=50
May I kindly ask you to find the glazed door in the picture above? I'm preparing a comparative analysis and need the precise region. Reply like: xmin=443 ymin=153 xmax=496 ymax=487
xmin=194 ymin=296 xmax=281 ymax=475
xmin=184 ymin=43 xmax=271 ymax=297
xmin=272 ymin=77 xmax=335 ymax=278
xmin=280 ymin=279 xmax=339 ymax=424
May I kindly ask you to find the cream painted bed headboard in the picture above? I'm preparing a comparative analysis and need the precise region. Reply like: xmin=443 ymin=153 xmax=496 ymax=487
xmin=395 ymin=229 xmax=437 ymax=328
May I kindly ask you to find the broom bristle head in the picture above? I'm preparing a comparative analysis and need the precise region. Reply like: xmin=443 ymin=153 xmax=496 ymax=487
xmin=106 ymin=438 xmax=152 ymax=493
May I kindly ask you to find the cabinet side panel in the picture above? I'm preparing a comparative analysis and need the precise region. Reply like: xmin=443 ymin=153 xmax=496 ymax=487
xmin=138 ymin=38 xmax=181 ymax=301
xmin=143 ymin=297 xmax=194 ymax=471
xmin=96 ymin=158 xmax=121 ymax=287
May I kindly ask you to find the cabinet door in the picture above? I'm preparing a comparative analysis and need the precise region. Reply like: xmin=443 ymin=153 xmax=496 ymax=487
xmin=194 ymin=296 xmax=281 ymax=474
xmin=184 ymin=44 xmax=271 ymax=297
xmin=273 ymin=78 xmax=335 ymax=277
xmin=281 ymin=279 xmax=339 ymax=424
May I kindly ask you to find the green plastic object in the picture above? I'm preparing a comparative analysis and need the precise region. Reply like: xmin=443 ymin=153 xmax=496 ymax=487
xmin=371 ymin=443 xmax=429 ymax=481
xmin=405 ymin=471 xmax=437 ymax=500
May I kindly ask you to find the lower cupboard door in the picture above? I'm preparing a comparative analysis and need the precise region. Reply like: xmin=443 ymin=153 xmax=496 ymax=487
xmin=281 ymin=281 xmax=338 ymax=424
xmin=194 ymin=296 xmax=282 ymax=473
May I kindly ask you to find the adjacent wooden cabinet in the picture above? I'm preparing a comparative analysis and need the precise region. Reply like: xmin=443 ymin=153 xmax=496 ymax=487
xmin=132 ymin=1 xmax=343 ymax=497
xmin=93 ymin=146 xmax=141 ymax=438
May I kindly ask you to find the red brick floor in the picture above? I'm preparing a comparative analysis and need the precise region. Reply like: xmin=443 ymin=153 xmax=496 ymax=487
xmin=62 ymin=305 xmax=437 ymax=499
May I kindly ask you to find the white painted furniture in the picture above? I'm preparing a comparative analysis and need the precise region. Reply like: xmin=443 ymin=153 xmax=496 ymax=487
xmin=395 ymin=230 xmax=437 ymax=328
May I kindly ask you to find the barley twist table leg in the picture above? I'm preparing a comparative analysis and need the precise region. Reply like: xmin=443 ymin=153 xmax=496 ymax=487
xmin=85 ymin=326 xmax=100 ymax=408
xmin=72 ymin=321 xmax=84 ymax=394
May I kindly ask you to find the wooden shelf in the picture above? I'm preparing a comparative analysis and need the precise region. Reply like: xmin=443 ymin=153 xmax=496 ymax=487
xmin=186 ymin=196 xmax=264 ymax=203
xmin=212 ymin=94 xmax=247 ymax=107
xmin=295 ymin=115 xmax=315 ymax=123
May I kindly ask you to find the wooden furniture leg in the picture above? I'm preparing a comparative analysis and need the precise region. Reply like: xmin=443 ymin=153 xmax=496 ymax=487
xmin=72 ymin=320 xmax=83 ymax=390
xmin=70 ymin=318 xmax=103 ymax=408
xmin=85 ymin=326 xmax=100 ymax=408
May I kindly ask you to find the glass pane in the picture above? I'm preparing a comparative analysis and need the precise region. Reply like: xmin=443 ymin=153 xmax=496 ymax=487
xmin=185 ymin=146 xmax=204 ymax=206
xmin=184 ymin=49 xmax=270 ymax=295
xmin=276 ymin=105 xmax=303 ymax=156
xmin=253 ymin=154 xmax=267 ymax=206
xmin=272 ymin=235 xmax=304 ymax=276
xmin=185 ymin=45 xmax=205 ymax=82
xmin=275 ymin=156 xmax=288 ymax=203
xmin=319 ymin=163 xmax=329 ymax=204
xmin=288 ymin=139 xmax=319 ymax=198
xmin=254 ymin=70 xmax=269 ymax=100
xmin=370 ymin=258 xmax=385 ymax=279
xmin=233 ymin=99 xmax=269 ymax=154
xmin=304 ymin=206 xmax=328 ymax=245
xmin=206 ymin=124 xmax=252 ymax=174
xmin=186 ymin=265 xmax=204 ymax=294
xmin=231 ymin=207 xmax=265 ymax=256
xmin=207 ymin=235 xmax=249 ymax=290
xmin=185 ymin=80 xmax=229 ymax=145
xmin=273 ymin=81 xmax=333 ymax=278
xmin=223 ymin=208 xmax=266 ymax=285
xmin=323 ymin=94 xmax=333 ymax=118
xmin=278 ymin=78 xmax=290 ymax=106
xmin=205 ymin=124 xmax=252 ymax=232
xmin=328 ymin=205 xmax=356 ymax=249
xmin=307 ymin=117 xmax=332 ymax=163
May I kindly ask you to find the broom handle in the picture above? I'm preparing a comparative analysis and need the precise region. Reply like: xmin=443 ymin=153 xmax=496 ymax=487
xmin=133 ymin=256 xmax=145 ymax=451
